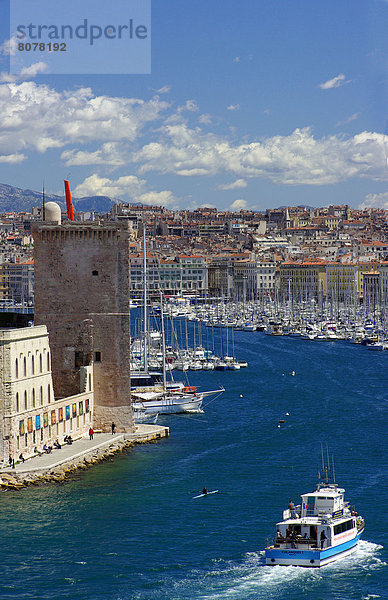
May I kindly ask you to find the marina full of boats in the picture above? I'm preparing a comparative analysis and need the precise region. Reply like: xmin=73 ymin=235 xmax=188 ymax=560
xmin=129 ymin=293 xmax=386 ymax=421
xmin=158 ymin=296 xmax=388 ymax=349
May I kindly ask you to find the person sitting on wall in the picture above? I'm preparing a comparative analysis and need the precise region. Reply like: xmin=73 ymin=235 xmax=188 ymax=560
xmin=19 ymin=453 xmax=25 ymax=463
xmin=66 ymin=436 xmax=73 ymax=445
xmin=54 ymin=440 xmax=61 ymax=449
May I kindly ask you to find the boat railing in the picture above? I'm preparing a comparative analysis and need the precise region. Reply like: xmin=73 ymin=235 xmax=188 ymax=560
xmin=274 ymin=536 xmax=319 ymax=550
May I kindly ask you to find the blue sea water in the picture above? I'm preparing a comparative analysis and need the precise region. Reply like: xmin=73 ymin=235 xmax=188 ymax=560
xmin=0 ymin=328 xmax=386 ymax=600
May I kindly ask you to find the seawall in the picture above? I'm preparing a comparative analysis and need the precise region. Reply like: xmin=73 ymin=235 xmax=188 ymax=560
xmin=0 ymin=425 xmax=169 ymax=490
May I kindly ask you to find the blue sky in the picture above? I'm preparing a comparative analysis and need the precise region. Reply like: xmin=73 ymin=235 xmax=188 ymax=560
xmin=1 ymin=0 xmax=388 ymax=211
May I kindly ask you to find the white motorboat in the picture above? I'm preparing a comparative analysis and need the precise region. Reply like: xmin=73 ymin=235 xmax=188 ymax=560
xmin=265 ymin=459 xmax=364 ymax=567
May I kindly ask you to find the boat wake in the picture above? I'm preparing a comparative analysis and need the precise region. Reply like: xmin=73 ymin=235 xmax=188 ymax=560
xmin=124 ymin=540 xmax=384 ymax=600
xmin=173 ymin=541 xmax=383 ymax=600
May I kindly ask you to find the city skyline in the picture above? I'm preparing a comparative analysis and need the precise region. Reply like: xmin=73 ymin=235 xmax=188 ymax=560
xmin=1 ymin=0 xmax=388 ymax=211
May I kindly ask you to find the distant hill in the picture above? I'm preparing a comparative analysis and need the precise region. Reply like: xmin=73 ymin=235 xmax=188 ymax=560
xmin=0 ymin=183 xmax=116 ymax=214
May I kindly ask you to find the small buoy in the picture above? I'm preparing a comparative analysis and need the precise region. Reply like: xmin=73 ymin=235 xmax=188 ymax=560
xmin=277 ymin=425 xmax=281 ymax=428
xmin=285 ymin=412 xmax=289 ymax=416
xmin=279 ymin=419 xmax=285 ymax=423
xmin=239 ymin=394 xmax=243 ymax=398
xmin=291 ymin=371 xmax=295 ymax=376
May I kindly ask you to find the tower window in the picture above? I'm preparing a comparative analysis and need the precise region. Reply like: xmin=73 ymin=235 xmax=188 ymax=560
xmin=92 ymin=270 xmax=99 ymax=276
xmin=94 ymin=351 xmax=101 ymax=363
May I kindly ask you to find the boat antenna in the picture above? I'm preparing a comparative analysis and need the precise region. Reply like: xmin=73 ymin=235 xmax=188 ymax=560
xmin=332 ymin=455 xmax=336 ymax=484
xmin=325 ymin=444 xmax=331 ymax=484
xmin=319 ymin=442 xmax=331 ymax=485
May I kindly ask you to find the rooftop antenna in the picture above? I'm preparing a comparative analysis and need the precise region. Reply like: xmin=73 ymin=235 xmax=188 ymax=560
xmin=42 ymin=182 xmax=46 ymax=221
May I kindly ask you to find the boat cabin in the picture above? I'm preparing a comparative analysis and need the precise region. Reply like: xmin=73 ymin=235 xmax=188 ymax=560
xmin=130 ymin=371 xmax=163 ymax=390
xmin=300 ymin=485 xmax=345 ymax=518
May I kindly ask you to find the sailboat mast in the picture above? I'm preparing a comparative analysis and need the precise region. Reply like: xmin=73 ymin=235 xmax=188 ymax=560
xmin=160 ymin=291 xmax=167 ymax=391
xmin=143 ymin=222 xmax=148 ymax=373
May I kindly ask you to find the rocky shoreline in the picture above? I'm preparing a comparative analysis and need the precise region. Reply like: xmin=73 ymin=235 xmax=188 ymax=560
xmin=0 ymin=433 xmax=166 ymax=491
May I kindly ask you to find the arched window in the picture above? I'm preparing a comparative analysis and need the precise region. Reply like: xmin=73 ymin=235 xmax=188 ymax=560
xmin=40 ymin=386 xmax=43 ymax=406
xmin=24 ymin=390 xmax=27 ymax=410
xmin=48 ymin=385 xmax=51 ymax=403
xmin=23 ymin=357 xmax=26 ymax=377
xmin=32 ymin=356 xmax=35 ymax=375
xmin=39 ymin=354 xmax=42 ymax=373
xmin=32 ymin=388 xmax=35 ymax=408
xmin=47 ymin=353 xmax=50 ymax=371
xmin=16 ymin=392 xmax=19 ymax=412
xmin=15 ymin=359 xmax=18 ymax=379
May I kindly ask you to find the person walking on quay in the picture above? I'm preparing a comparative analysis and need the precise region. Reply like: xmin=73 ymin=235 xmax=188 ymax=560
xmin=19 ymin=453 xmax=25 ymax=463
xmin=111 ymin=423 xmax=116 ymax=435
xmin=89 ymin=427 xmax=94 ymax=440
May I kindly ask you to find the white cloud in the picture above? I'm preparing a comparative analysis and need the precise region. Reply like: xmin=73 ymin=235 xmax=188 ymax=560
xmin=0 ymin=153 xmax=26 ymax=163
xmin=0 ymin=61 xmax=48 ymax=83
xmin=137 ymin=190 xmax=176 ymax=206
xmin=0 ymin=36 xmax=18 ymax=56
xmin=336 ymin=113 xmax=360 ymax=127
xmin=227 ymin=104 xmax=240 ymax=111
xmin=20 ymin=62 xmax=48 ymax=77
xmin=73 ymin=174 xmax=176 ymax=207
xmin=230 ymin=199 xmax=247 ymax=210
xmin=218 ymin=179 xmax=247 ymax=190
xmin=156 ymin=85 xmax=171 ymax=94
xmin=61 ymin=143 xmax=126 ymax=167
xmin=73 ymin=174 xmax=146 ymax=199
xmin=318 ymin=73 xmax=351 ymax=90
xmin=0 ymin=81 xmax=169 ymax=158
xmin=198 ymin=113 xmax=212 ymax=125
xmin=360 ymin=192 xmax=388 ymax=210
xmin=0 ymin=78 xmax=387 ymax=193
xmin=177 ymin=99 xmax=199 ymax=113
xmin=131 ymin=123 xmax=388 ymax=185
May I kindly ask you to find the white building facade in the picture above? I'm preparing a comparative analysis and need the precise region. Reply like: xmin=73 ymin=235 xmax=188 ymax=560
xmin=0 ymin=326 xmax=94 ymax=465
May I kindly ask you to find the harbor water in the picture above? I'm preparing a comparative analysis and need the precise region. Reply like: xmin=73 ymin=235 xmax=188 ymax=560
xmin=0 ymin=327 xmax=386 ymax=600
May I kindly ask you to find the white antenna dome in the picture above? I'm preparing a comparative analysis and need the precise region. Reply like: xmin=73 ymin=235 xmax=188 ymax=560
xmin=44 ymin=202 xmax=61 ymax=224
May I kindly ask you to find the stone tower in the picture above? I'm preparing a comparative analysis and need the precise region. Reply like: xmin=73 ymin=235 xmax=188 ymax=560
xmin=32 ymin=217 xmax=133 ymax=432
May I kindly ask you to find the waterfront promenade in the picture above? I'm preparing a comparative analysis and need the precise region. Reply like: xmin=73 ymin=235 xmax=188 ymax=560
xmin=0 ymin=424 xmax=169 ymax=478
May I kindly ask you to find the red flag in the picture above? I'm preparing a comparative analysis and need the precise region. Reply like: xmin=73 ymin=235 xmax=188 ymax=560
xmin=64 ymin=180 xmax=75 ymax=221
xmin=318 ymin=471 xmax=321 ymax=479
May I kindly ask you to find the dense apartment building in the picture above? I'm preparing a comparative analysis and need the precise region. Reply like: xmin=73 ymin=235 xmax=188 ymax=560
xmin=1 ymin=260 xmax=34 ymax=303
xmin=130 ymin=253 xmax=208 ymax=296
